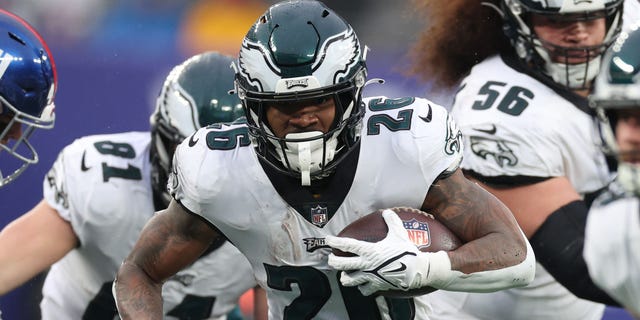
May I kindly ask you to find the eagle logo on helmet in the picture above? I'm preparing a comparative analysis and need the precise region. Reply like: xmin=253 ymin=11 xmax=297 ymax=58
xmin=238 ymin=28 xmax=361 ymax=93
xmin=312 ymin=28 xmax=361 ymax=86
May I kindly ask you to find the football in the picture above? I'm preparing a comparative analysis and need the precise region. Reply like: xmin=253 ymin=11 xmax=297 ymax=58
xmin=333 ymin=207 xmax=463 ymax=297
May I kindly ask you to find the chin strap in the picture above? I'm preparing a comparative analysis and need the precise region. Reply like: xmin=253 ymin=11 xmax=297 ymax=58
xmin=296 ymin=138 xmax=314 ymax=186
xmin=617 ymin=162 xmax=640 ymax=196
xmin=546 ymin=58 xmax=601 ymax=89
xmin=277 ymin=131 xmax=337 ymax=186
xmin=531 ymin=36 xmax=602 ymax=89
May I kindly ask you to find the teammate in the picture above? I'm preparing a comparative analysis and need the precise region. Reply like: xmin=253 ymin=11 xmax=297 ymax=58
xmin=0 ymin=52 xmax=264 ymax=320
xmin=584 ymin=28 xmax=640 ymax=317
xmin=0 ymin=9 xmax=56 ymax=188
xmin=411 ymin=0 xmax=624 ymax=319
xmin=113 ymin=1 xmax=535 ymax=319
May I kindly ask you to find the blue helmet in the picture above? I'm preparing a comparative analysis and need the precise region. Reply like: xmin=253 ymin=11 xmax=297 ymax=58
xmin=0 ymin=9 xmax=57 ymax=188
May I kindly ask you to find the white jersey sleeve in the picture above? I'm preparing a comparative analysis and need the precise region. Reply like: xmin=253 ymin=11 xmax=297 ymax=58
xmin=42 ymin=132 xmax=154 ymax=250
xmin=623 ymin=0 xmax=640 ymax=33
xmin=168 ymin=124 xmax=237 ymax=215
xmin=363 ymin=96 xmax=462 ymax=180
xmin=43 ymin=132 xmax=150 ymax=226
xmin=584 ymin=187 xmax=640 ymax=315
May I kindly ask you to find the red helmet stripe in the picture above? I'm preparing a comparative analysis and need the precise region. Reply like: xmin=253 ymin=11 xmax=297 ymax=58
xmin=0 ymin=9 xmax=57 ymax=92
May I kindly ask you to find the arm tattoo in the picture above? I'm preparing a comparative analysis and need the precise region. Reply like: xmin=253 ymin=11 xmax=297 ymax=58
xmin=424 ymin=170 xmax=527 ymax=273
xmin=116 ymin=204 xmax=217 ymax=319
xmin=135 ymin=209 xmax=217 ymax=281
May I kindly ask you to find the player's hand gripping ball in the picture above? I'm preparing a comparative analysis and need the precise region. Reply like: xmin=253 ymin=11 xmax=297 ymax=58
xmin=327 ymin=207 xmax=462 ymax=297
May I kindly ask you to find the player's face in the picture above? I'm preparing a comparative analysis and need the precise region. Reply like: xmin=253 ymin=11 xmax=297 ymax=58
xmin=531 ymin=13 xmax=606 ymax=64
xmin=0 ymin=113 xmax=21 ymax=144
xmin=265 ymin=96 xmax=336 ymax=139
xmin=615 ymin=108 xmax=640 ymax=164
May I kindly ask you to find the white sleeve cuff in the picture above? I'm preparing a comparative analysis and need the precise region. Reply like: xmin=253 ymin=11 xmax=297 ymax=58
xmin=422 ymin=232 xmax=536 ymax=292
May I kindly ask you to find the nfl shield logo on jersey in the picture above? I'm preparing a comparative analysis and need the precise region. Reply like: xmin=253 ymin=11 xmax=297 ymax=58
xmin=403 ymin=218 xmax=431 ymax=250
xmin=310 ymin=205 xmax=328 ymax=227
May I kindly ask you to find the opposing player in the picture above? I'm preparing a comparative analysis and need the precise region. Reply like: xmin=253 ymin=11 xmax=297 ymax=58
xmin=0 ymin=9 xmax=56 ymax=188
xmin=0 ymin=52 xmax=263 ymax=320
xmin=584 ymin=28 xmax=640 ymax=318
xmin=411 ymin=0 xmax=624 ymax=319
xmin=114 ymin=1 xmax=535 ymax=319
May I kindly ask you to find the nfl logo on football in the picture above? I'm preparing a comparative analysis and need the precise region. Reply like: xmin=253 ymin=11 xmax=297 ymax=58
xmin=310 ymin=205 xmax=328 ymax=227
xmin=403 ymin=219 xmax=431 ymax=250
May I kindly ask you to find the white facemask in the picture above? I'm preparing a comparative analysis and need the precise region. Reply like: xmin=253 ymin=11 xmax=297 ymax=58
xmin=617 ymin=161 xmax=640 ymax=196
xmin=275 ymin=131 xmax=338 ymax=186
xmin=545 ymin=58 xmax=601 ymax=89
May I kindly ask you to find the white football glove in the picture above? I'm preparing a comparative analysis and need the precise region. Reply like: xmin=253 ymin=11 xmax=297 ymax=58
xmin=326 ymin=209 xmax=452 ymax=296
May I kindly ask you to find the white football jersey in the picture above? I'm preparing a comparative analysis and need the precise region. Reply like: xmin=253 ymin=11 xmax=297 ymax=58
xmin=170 ymin=96 xmax=462 ymax=320
xmin=41 ymin=131 xmax=255 ymax=320
xmin=624 ymin=0 xmax=640 ymax=33
xmin=584 ymin=184 xmax=640 ymax=316
xmin=428 ymin=55 xmax=611 ymax=320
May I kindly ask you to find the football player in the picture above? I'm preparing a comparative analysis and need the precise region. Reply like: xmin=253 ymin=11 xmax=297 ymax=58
xmin=0 ymin=9 xmax=56 ymax=188
xmin=0 ymin=52 xmax=265 ymax=320
xmin=411 ymin=0 xmax=625 ymax=319
xmin=584 ymin=27 xmax=640 ymax=318
xmin=113 ymin=1 xmax=535 ymax=319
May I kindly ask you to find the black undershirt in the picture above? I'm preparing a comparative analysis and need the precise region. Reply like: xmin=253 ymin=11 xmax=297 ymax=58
xmin=258 ymin=142 xmax=361 ymax=227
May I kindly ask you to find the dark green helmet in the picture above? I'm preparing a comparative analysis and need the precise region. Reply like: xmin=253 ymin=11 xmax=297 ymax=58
xmin=150 ymin=51 xmax=243 ymax=205
xmin=234 ymin=0 xmax=368 ymax=185
xmin=591 ymin=29 xmax=640 ymax=195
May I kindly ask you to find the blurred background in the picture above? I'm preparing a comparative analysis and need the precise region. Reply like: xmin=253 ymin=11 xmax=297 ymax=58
xmin=0 ymin=0 xmax=431 ymax=319
xmin=0 ymin=0 xmax=633 ymax=319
